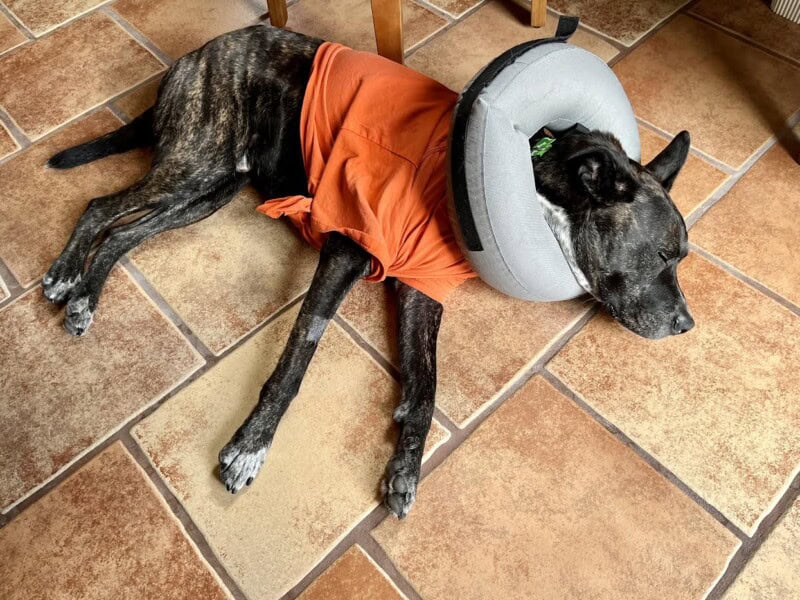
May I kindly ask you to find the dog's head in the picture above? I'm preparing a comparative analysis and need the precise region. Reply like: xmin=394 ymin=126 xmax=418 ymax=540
xmin=533 ymin=128 xmax=693 ymax=339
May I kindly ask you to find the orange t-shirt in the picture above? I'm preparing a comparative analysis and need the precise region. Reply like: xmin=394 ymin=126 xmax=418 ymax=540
xmin=257 ymin=42 xmax=476 ymax=302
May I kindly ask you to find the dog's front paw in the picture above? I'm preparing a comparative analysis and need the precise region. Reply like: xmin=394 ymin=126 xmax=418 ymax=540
xmin=219 ymin=435 xmax=269 ymax=494
xmin=382 ymin=451 xmax=420 ymax=519
xmin=63 ymin=295 xmax=94 ymax=336
xmin=42 ymin=264 xmax=81 ymax=304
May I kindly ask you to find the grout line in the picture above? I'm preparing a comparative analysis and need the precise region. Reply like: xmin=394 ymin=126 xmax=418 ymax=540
xmin=101 ymin=5 xmax=175 ymax=67
xmin=0 ymin=106 xmax=30 ymax=157
xmin=689 ymin=244 xmax=800 ymax=319
xmin=105 ymin=101 xmax=132 ymax=125
xmin=403 ymin=0 xmax=490 ymax=61
xmin=635 ymin=117 xmax=738 ymax=175
xmin=705 ymin=471 xmax=800 ymax=599
xmin=411 ymin=0 xmax=456 ymax=23
xmin=119 ymin=433 xmax=249 ymax=600
xmin=686 ymin=10 xmax=800 ymax=70
xmin=333 ymin=314 xmax=400 ymax=380
xmin=121 ymin=258 xmax=216 ymax=362
xmin=358 ymin=535 xmax=423 ymax=600
xmin=540 ymin=369 xmax=749 ymax=543
xmin=0 ymin=256 xmax=23 ymax=304
xmin=0 ymin=1 xmax=35 ymax=39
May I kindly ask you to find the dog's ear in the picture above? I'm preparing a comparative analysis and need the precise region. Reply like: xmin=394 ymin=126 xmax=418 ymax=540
xmin=645 ymin=130 xmax=690 ymax=191
xmin=568 ymin=146 xmax=632 ymax=205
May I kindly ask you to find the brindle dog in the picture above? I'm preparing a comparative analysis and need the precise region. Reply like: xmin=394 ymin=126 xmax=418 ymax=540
xmin=44 ymin=25 xmax=693 ymax=518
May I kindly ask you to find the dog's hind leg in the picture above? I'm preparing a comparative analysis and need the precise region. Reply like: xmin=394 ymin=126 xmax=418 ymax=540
xmin=42 ymin=176 xmax=165 ymax=304
xmin=383 ymin=281 xmax=443 ymax=518
xmin=219 ymin=232 xmax=371 ymax=493
xmin=62 ymin=175 xmax=245 ymax=336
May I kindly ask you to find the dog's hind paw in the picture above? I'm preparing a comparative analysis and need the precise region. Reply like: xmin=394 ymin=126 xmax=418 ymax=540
xmin=63 ymin=296 xmax=94 ymax=336
xmin=219 ymin=439 xmax=269 ymax=494
xmin=42 ymin=270 xmax=80 ymax=304
xmin=382 ymin=453 xmax=420 ymax=519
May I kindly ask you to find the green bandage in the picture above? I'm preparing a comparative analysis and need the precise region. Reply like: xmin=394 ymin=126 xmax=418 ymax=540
xmin=531 ymin=136 xmax=555 ymax=158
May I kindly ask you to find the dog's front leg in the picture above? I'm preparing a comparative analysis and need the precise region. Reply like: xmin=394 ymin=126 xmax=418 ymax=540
xmin=383 ymin=281 xmax=443 ymax=518
xmin=219 ymin=232 xmax=371 ymax=493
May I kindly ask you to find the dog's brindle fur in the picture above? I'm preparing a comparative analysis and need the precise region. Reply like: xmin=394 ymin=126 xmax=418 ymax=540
xmin=44 ymin=25 xmax=692 ymax=518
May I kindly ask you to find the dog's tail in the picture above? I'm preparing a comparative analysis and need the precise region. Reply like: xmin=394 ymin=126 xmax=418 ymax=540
xmin=47 ymin=108 xmax=154 ymax=169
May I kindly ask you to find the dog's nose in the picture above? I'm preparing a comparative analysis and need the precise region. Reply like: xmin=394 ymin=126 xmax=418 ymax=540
xmin=671 ymin=310 xmax=694 ymax=335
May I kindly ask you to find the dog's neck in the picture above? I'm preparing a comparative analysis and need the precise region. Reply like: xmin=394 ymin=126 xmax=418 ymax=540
xmin=535 ymin=192 xmax=592 ymax=294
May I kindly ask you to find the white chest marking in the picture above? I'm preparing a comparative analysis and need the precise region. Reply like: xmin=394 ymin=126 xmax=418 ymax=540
xmin=537 ymin=194 xmax=592 ymax=294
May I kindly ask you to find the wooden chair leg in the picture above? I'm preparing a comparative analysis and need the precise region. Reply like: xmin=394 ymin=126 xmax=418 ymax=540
xmin=531 ymin=0 xmax=546 ymax=27
xmin=267 ymin=0 xmax=288 ymax=27
xmin=370 ymin=0 xmax=404 ymax=64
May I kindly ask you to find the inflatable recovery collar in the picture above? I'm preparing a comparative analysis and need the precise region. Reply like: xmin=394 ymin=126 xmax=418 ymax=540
xmin=447 ymin=16 xmax=640 ymax=301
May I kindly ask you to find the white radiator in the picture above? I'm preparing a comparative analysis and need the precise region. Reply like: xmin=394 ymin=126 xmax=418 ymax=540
xmin=771 ymin=0 xmax=800 ymax=23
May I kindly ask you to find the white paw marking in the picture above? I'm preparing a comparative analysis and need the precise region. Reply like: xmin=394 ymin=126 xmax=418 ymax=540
xmin=43 ymin=276 xmax=79 ymax=300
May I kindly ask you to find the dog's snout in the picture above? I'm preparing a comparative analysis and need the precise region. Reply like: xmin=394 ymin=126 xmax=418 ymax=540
xmin=671 ymin=309 xmax=694 ymax=335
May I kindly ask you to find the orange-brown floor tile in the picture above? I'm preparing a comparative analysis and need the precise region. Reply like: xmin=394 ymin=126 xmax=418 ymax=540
xmin=342 ymin=278 xmax=588 ymax=426
xmin=639 ymin=126 xmax=728 ymax=218
xmin=339 ymin=281 xmax=399 ymax=364
xmin=407 ymin=2 xmax=617 ymax=92
xmin=0 ymin=12 xmax=163 ymax=140
xmin=549 ymin=253 xmax=800 ymax=534
xmin=692 ymin=126 xmax=800 ymax=307
xmin=113 ymin=76 xmax=161 ymax=119
xmin=4 ymin=0 xmax=109 ymax=35
xmin=724 ymin=496 xmax=800 ymax=598
xmin=547 ymin=0 xmax=687 ymax=45
xmin=0 ymin=120 xmax=20 ymax=160
xmin=373 ymin=376 xmax=738 ymax=599
xmin=691 ymin=0 xmax=800 ymax=65
xmin=288 ymin=0 xmax=446 ymax=53
xmin=0 ymin=268 xmax=202 ymax=511
xmin=421 ymin=0 xmax=480 ymax=18
xmin=614 ymin=15 xmax=800 ymax=169
xmin=0 ymin=110 xmax=150 ymax=286
xmin=0 ymin=443 xmax=231 ymax=600
xmin=131 ymin=189 xmax=319 ymax=354
xmin=132 ymin=306 xmax=447 ymax=599
xmin=113 ymin=0 xmax=262 ymax=60
xmin=298 ymin=545 xmax=405 ymax=600
xmin=0 ymin=11 xmax=26 ymax=55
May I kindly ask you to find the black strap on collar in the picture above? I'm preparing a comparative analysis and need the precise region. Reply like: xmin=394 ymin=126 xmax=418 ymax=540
xmin=449 ymin=15 xmax=581 ymax=252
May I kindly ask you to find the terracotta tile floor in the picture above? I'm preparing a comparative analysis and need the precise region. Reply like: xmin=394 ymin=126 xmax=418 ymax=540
xmin=1 ymin=1 xmax=799 ymax=598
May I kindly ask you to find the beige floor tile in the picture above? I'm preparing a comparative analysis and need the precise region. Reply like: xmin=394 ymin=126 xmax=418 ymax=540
xmin=132 ymin=306 xmax=447 ymax=599
xmin=342 ymin=278 xmax=588 ymax=426
xmin=0 ymin=11 xmax=27 ymax=55
xmin=113 ymin=76 xmax=161 ymax=119
xmin=407 ymin=2 xmax=617 ymax=92
xmin=113 ymin=0 xmax=263 ymax=60
xmin=724 ymin=496 xmax=800 ymax=599
xmin=298 ymin=545 xmax=405 ymax=600
xmin=131 ymin=189 xmax=319 ymax=354
xmin=691 ymin=0 xmax=800 ymax=65
xmin=0 ymin=443 xmax=231 ymax=600
xmin=373 ymin=376 xmax=738 ymax=599
xmin=548 ymin=0 xmax=687 ymax=46
xmin=692 ymin=126 xmax=800 ymax=307
xmin=639 ymin=126 xmax=728 ymax=219
xmin=0 ymin=267 xmax=202 ymax=511
xmin=4 ymin=0 xmax=110 ymax=35
xmin=288 ymin=0 xmax=447 ymax=53
xmin=614 ymin=15 xmax=800 ymax=169
xmin=0 ymin=12 xmax=163 ymax=140
xmin=0 ymin=110 xmax=150 ymax=286
xmin=549 ymin=253 xmax=800 ymax=534
xmin=0 ymin=120 xmax=20 ymax=160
